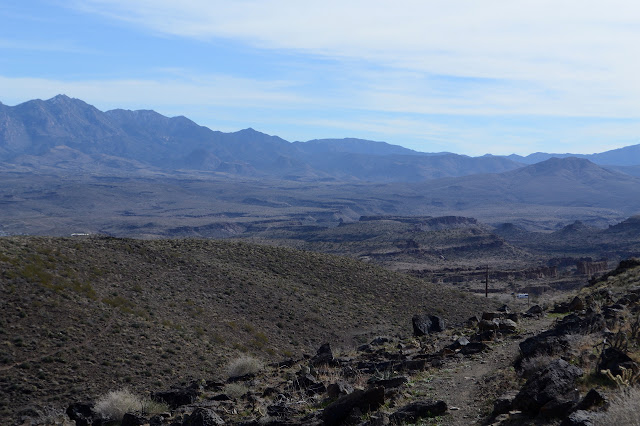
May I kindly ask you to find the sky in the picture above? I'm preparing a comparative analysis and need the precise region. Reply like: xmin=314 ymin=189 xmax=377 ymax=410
xmin=1 ymin=1 xmax=640 ymax=156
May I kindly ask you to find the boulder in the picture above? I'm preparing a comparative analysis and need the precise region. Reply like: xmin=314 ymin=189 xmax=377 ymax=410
xmin=311 ymin=343 xmax=334 ymax=366
xmin=322 ymin=386 xmax=385 ymax=426
xmin=389 ymin=400 xmax=447 ymax=423
xmin=513 ymin=359 xmax=582 ymax=417
xmin=598 ymin=347 xmax=637 ymax=377
xmin=527 ymin=305 xmax=544 ymax=315
xmin=449 ymin=336 xmax=470 ymax=350
xmin=575 ymin=388 xmax=607 ymax=411
xmin=460 ymin=342 xmax=488 ymax=355
xmin=294 ymin=373 xmax=327 ymax=396
xmin=560 ymin=410 xmax=597 ymax=426
xmin=478 ymin=319 xmax=499 ymax=331
xmin=430 ymin=316 xmax=446 ymax=332
xmin=569 ymin=296 xmax=585 ymax=312
xmin=492 ymin=392 xmax=517 ymax=417
xmin=412 ymin=314 xmax=432 ymax=336
xmin=66 ymin=402 xmax=102 ymax=426
xmin=153 ymin=384 xmax=200 ymax=409
xmin=498 ymin=318 xmax=518 ymax=332
xmin=412 ymin=314 xmax=445 ymax=336
xmin=367 ymin=376 xmax=408 ymax=389
xmin=327 ymin=381 xmax=354 ymax=399
xmin=121 ymin=413 xmax=147 ymax=426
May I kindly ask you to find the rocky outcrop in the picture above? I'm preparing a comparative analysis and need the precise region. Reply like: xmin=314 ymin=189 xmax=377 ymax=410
xmin=513 ymin=359 xmax=583 ymax=417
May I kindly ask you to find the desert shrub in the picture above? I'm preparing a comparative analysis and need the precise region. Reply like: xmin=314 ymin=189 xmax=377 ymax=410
xmin=593 ymin=386 xmax=640 ymax=425
xmin=225 ymin=383 xmax=249 ymax=399
xmin=226 ymin=355 xmax=263 ymax=378
xmin=519 ymin=355 xmax=555 ymax=379
xmin=94 ymin=388 xmax=168 ymax=420
xmin=95 ymin=389 xmax=142 ymax=421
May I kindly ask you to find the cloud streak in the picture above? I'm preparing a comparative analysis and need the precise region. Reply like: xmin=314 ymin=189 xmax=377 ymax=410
xmin=67 ymin=0 xmax=640 ymax=121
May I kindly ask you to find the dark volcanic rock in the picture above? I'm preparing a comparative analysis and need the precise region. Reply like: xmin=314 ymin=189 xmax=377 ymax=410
xmin=326 ymin=381 xmax=354 ymax=399
xmin=66 ymin=402 xmax=102 ymax=426
xmin=598 ymin=347 xmax=637 ymax=377
xmin=322 ymin=386 xmax=385 ymax=426
xmin=121 ymin=413 xmax=147 ymax=426
xmin=183 ymin=408 xmax=225 ymax=426
xmin=368 ymin=376 xmax=408 ymax=389
xmin=389 ymin=400 xmax=447 ymax=423
xmin=561 ymin=410 xmax=597 ymax=426
xmin=412 ymin=314 xmax=433 ymax=336
xmin=513 ymin=359 xmax=582 ymax=417
xmin=412 ymin=314 xmax=445 ymax=336
xmin=575 ymin=388 xmax=607 ymax=411
xmin=153 ymin=384 xmax=200 ymax=409
xmin=311 ymin=343 xmax=334 ymax=366
xmin=294 ymin=373 xmax=327 ymax=396
xmin=460 ymin=342 xmax=488 ymax=355
xmin=569 ymin=296 xmax=585 ymax=312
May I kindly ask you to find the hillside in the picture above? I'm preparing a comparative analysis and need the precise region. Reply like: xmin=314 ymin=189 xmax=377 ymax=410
xmin=0 ymin=236 xmax=498 ymax=417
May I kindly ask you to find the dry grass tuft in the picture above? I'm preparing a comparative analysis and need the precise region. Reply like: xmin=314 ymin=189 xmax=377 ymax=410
xmin=226 ymin=355 xmax=263 ymax=378
xmin=594 ymin=386 xmax=640 ymax=425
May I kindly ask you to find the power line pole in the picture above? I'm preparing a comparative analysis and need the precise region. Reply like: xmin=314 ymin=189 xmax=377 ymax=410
xmin=485 ymin=265 xmax=489 ymax=298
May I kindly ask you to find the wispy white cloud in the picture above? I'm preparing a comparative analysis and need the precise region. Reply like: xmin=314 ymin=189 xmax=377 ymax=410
xmin=65 ymin=0 xmax=640 ymax=120
xmin=0 ymin=74 xmax=303 ymax=110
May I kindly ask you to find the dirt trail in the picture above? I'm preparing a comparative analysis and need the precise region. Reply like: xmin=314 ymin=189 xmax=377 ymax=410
xmin=424 ymin=315 xmax=556 ymax=425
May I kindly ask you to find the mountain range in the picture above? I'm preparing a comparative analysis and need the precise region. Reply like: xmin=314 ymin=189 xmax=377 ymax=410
xmin=2 ymin=95 xmax=639 ymax=182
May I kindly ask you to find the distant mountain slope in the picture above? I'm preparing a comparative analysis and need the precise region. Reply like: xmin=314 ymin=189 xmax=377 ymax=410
xmin=293 ymin=137 xmax=449 ymax=156
xmin=0 ymin=95 xmax=523 ymax=181
xmin=507 ymin=143 xmax=640 ymax=167
xmin=408 ymin=157 xmax=640 ymax=217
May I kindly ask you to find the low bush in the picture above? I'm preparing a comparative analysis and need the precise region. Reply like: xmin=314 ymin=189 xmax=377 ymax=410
xmin=226 ymin=355 xmax=263 ymax=378
xmin=594 ymin=386 xmax=640 ymax=425
xmin=94 ymin=388 xmax=168 ymax=421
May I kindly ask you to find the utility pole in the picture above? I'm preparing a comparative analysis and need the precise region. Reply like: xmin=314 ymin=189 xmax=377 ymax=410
xmin=485 ymin=265 xmax=489 ymax=298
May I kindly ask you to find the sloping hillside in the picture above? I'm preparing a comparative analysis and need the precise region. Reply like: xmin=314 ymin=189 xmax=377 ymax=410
xmin=0 ymin=236 xmax=497 ymax=416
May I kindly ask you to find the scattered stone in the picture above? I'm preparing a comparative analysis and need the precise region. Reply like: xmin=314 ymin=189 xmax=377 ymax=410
xmin=389 ymin=400 xmax=447 ymax=423
xmin=322 ymin=386 xmax=385 ymax=426
xmin=497 ymin=304 xmax=511 ymax=313
xmin=370 ymin=337 xmax=390 ymax=346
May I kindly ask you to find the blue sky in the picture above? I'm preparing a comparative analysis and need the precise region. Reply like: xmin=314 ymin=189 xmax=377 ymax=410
xmin=1 ymin=1 xmax=640 ymax=156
